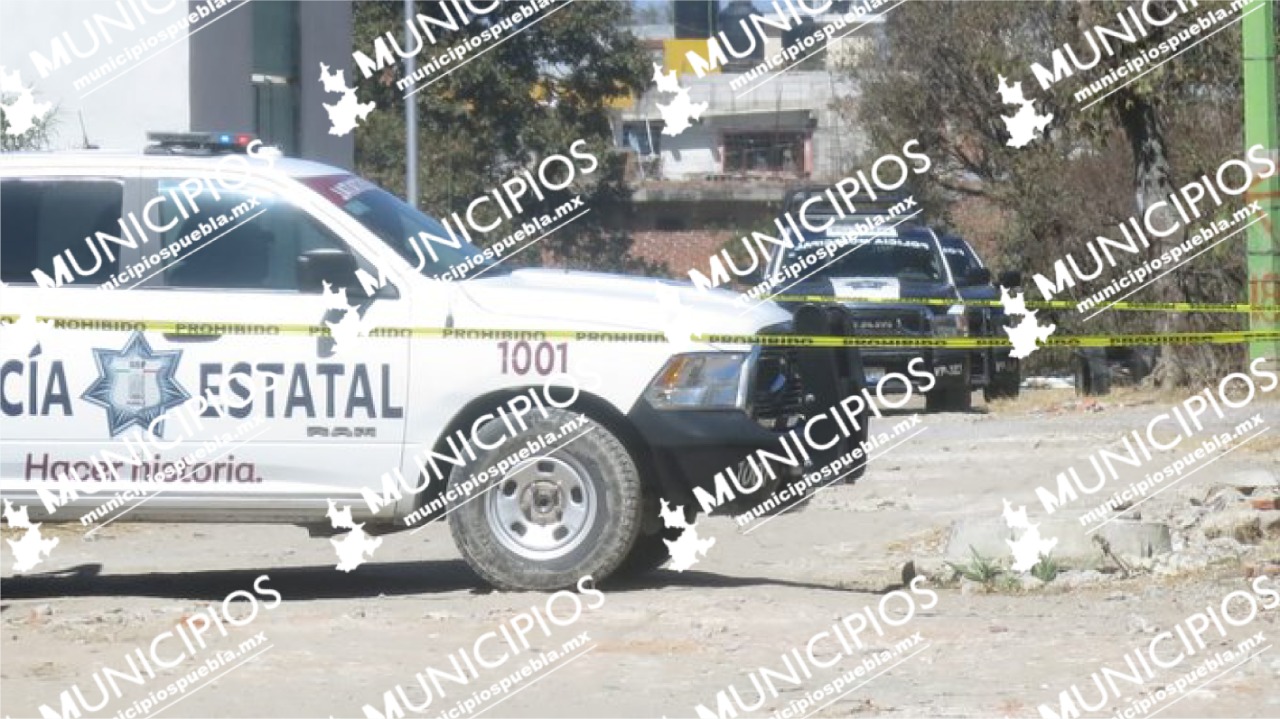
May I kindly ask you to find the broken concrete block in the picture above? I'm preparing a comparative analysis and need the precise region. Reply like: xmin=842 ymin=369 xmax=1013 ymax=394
xmin=1202 ymin=509 xmax=1263 ymax=544
xmin=1259 ymin=510 xmax=1280 ymax=538
xmin=945 ymin=516 xmax=1172 ymax=569
xmin=1216 ymin=469 xmax=1279 ymax=494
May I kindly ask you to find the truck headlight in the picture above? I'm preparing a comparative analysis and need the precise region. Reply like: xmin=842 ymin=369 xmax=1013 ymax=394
xmin=931 ymin=308 xmax=969 ymax=337
xmin=645 ymin=352 xmax=752 ymax=410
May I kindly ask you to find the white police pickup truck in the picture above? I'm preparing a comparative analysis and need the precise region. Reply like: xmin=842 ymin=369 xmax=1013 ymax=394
xmin=0 ymin=134 xmax=859 ymax=590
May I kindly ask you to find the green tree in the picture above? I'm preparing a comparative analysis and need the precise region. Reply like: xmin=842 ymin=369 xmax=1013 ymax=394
xmin=352 ymin=0 xmax=660 ymax=274
xmin=0 ymin=94 xmax=56 ymax=152
xmin=839 ymin=1 xmax=1254 ymax=384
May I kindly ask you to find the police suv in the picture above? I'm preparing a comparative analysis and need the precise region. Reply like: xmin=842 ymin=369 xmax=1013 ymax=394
xmin=938 ymin=234 xmax=1022 ymax=402
xmin=0 ymin=134 xmax=859 ymax=590
xmin=768 ymin=221 xmax=975 ymax=412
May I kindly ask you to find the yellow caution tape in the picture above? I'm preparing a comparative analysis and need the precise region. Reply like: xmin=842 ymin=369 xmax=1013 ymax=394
xmin=692 ymin=331 xmax=1280 ymax=348
xmin=0 ymin=315 xmax=671 ymax=343
xmin=769 ymin=295 xmax=1280 ymax=313
xmin=3 ymin=315 xmax=1280 ymax=348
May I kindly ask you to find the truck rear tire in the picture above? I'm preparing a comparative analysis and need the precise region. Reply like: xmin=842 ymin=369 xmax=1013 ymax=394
xmin=926 ymin=384 xmax=972 ymax=412
xmin=983 ymin=368 xmax=1021 ymax=402
xmin=447 ymin=409 xmax=644 ymax=591
xmin=1125 ymin=348 xmax=1157 ymax=384
xmin=1075 ymin=350 xmax=1111 ymax=396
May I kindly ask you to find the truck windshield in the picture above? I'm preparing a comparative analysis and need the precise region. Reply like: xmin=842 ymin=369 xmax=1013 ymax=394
xmin=784 ymin=236 xmax=944 ymax=282
xmin=942 ymin=242 xmax=980 ymax=279
xmin=302 ymin=174 xmax=499 ymax=279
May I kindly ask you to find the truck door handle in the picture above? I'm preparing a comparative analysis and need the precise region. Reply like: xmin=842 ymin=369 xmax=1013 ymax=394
xmin=163 ymin=332 xmax=220 ymax=342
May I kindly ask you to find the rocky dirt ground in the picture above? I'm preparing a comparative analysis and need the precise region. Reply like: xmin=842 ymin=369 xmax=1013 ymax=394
xmin=3 ymin=388 xmax=1280 ymax=719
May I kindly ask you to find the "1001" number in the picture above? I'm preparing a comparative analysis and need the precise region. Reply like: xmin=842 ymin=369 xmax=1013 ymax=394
xmin=498 ymin=341 xmax=568 ymax=375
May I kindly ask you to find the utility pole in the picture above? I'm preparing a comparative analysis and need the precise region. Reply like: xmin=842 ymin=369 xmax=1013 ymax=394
xmin=1244 ymin=2 xmax=1278 ymax=369
xmin=405 ymin=0 xmax=419 ymax=208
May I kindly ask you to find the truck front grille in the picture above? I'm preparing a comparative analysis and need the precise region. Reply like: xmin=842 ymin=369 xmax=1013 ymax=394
xmin=844 ymin=309 xmax=929 ymax=335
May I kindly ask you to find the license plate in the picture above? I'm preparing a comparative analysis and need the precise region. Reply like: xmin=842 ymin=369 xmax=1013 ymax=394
xmin=864 ymin=366 xmax=886 ymax=383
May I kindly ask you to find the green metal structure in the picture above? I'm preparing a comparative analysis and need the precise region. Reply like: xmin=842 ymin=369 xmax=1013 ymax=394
xmin=1244 ymin=1 xmax=1279 ymax=369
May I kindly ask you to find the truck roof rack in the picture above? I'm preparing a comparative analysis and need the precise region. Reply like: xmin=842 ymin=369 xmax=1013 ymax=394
xmin=781 ymin=183 xmax=916 ymax=218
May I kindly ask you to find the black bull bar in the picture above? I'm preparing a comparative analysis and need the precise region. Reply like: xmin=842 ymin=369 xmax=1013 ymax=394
xmin=785 ymin=303 xmax=867 ymax=474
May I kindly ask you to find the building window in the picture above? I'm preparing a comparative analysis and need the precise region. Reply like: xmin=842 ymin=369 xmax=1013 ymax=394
xmin=252 ymin=1 xmax=299 ymax=155
xmin=253 ymin=1 xmax=297 ymax=77
xmin=252 ymin=74 xmax=298 ymax=157
xmin=622 ymin=121 xmax=664 ymax=156
xmin=722 ymin=132 xmax=808 ymax=175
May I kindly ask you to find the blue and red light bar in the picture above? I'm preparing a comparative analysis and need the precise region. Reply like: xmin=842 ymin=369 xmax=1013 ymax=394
xmin=145 ymin=131 xmax=260 ymax=155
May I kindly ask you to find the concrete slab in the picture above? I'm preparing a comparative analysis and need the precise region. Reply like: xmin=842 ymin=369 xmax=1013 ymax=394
xmin=1215 ymin=468 xmax=1279 ymax=492
xmin=945 ymin=516 xmax=1172 ymax=569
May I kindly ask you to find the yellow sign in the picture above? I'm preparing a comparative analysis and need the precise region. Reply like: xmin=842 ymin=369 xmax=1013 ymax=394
xmin=663 ymin=39 xmax=719 ymax=77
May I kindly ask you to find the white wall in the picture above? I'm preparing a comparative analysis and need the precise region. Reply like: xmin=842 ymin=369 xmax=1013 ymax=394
xmin=650 ymin=111 xmax=821 ymax=180
xmin=620 ymin=67 xmax=862 ymax=181
xmin=658 ymin=121 xmax=720 ymax=179
xmin=0 ymin=0 xmax=192 ymax=151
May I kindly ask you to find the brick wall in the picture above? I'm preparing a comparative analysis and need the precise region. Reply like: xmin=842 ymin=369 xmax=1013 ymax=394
xmin=627 ymin=230 xmax=738 ymax=279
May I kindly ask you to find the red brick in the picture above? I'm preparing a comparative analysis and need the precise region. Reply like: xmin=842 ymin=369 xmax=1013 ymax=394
xmin=627 ymin=230 xmax=738 ymax=278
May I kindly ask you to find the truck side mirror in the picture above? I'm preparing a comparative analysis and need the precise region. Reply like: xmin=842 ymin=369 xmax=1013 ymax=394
xmin=998 ymin=270 xmax=1023 ymax=288
xmin=298 ymin=249 xmax=358 ymax=294
xmin=740 ymin=269 xmax=766 ymax=287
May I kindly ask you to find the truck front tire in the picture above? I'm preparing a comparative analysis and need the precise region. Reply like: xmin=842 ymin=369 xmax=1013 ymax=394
xmin=1076 ymin=349 xmax=1112 ymax=396
xmin=925 ymin=383 xmax=972 ymax=412
xmin=447 ymin=408 xmax=644 ymax=591
xmin=984 ymin=360 xmax=1022 ymax=402
xmin=616 ymin=525 xmax=681 ymax=578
